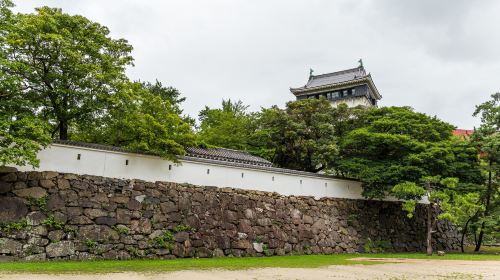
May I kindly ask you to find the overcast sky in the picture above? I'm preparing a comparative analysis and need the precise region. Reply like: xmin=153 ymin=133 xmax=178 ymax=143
xmin=14 ymin=0 xmax=500 ymax=128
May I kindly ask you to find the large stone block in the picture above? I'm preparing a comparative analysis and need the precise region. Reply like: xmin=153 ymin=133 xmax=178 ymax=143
xmin=26 ymin=211 xmax=47 ymax=226
xmin=57 ymin=179 xmax=70 ymax=190
xmin=0 ymin=197 xmax=28 ymax=223
xmin=0 ymin=181 xmax=12 ymax=194
xmin=39 ymin=179 xmax=56 ymax=189
xmin=79 ymin=225 xmax=119 ymax=242
xmin=13 ymin=187 xmax=47 ymax=199
xmin=46 ymin=241 xmax=75 ymax=257
xmin=84 ymin=208 xmax=107 ymax=219
xmin=0 ymin=238 xmax=22 ymax=254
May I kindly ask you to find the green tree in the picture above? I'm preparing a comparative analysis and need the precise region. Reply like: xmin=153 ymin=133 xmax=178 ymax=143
xmin=2 ymin=6 xmax=133 ymax=140
xmin=256 ymin=98 xmax=338 ymax=172
xmin=143 ymin=80 xmax=185 ymax=115
xmin=471 ymin=93 xmax=500 ymax=251
xmin=441 ymin=192 xmax=484 ymax=252
xmin=335 ymin=106 xmax=481 ymax=198
xmin=0 ymin=0 xmax=50 ymax=167
xmin=75 ymin=82 xmax=196 ymax=161
xmin=335 ymin=106 xmax=483 ymax=254
xmin=392 ymin=177 xmax=474 ymax=255
xmin=197 ymin=99 xmax=257 ymax=150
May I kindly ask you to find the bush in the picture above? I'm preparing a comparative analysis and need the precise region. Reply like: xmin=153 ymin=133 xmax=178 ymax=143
xmin=363 ymin=239 xmax=392 ymax=253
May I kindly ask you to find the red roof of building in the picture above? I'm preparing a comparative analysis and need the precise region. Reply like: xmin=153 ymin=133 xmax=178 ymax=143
xmin=453 ymin=129 xmax=474 ymax=139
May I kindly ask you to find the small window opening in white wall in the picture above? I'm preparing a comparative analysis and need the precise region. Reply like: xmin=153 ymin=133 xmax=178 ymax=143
xmin=241 ymin=173 xmax=244 ymax=178
xmin=300 ymin=179 xmax=302 ymax=185
xmin=168 ymin=165 xmax=172 ymax=170
xmin=325 ymin=182 xmax=327 ymax=187
xmin=77 ymin=154 xmax=81 ymax=160
xmin=272 ymin=176 xmax=274 ymax=181
xmin=125 ymin=159 xmax=129 ymax=166
xmin=207 ymin=169 xmax=210 ymax=175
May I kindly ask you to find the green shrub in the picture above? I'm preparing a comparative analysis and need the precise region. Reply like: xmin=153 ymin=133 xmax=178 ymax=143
xmin=346 ymin=214 xmax=358 ymax=226
xmin=152 ymin=230 xmax=175 ymax=249
xmin=85 ymin=239 xmax=98 ymax=253
xmin=28 ymin=196 xmax=47 ymax=211
xmin=0 ymin=218 xmax=31 ymax=234
xmin=173 ymin=224 xmax=195 ymax=233
xmin=364 ymin=239 xmax=392 ymax=253
xmin=41 ymin=215 xmax=65 ymax=230
xmin=127 ymin=247 xmax=142 ymax=257
xmin=113 ymin=225 xmax=129 ymax=236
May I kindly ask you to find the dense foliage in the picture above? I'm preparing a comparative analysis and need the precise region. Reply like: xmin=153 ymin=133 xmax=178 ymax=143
xmin=469 ymin=93 xmax=500 ymax=251
xmin=256 ymin=99 xmax=338 ymax=172
xmin=197 ymin=99 xmax=256 ymax=150
xmin=0 ymin=0 xmax=50 ymax=167
xmin=1 ymin=5 xmax=133 ymax=140
xmin=0 ymin=2 xmax=195 ymax=162
xmin=74 ymin=82 xmax=196 ymax=160
xmin=335 ymin=106 xmax=481 ymax=198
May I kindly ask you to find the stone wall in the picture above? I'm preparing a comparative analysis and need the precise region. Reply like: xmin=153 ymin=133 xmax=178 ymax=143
xmin=0 ymin=170 xmax=460 ymax=261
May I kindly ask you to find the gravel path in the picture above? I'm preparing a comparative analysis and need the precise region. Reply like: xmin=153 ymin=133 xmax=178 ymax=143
xmin=1 ymin=259 xmax=499 ymax=280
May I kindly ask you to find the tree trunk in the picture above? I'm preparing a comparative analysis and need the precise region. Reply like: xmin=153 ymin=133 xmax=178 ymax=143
xmin=426 ymin=202 xmax=433 ymax=256
xmin=475 ymin=224 xmax=485 ymax=252
xmin=474 ymin=159 xmax=493 ymax=252
xmin=59 ymin=120 xmax=68 ymax=140
xmin=460 ymin=218 xmax=471 ymax=253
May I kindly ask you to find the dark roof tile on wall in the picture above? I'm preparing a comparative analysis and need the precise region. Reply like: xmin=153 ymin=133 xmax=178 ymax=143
xmin=53 ymin=140 xmax=271 ymax=167
xmin=185 ymin=147 xmax=272 ymax=167
xmin=52 ymin=140 xmax=356 ymax=181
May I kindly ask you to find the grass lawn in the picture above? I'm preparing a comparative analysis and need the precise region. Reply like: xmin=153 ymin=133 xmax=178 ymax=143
xmin=0 ymin=252 xmax=499 ymax=274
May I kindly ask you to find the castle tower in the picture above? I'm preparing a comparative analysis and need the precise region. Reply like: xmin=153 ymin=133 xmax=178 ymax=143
xmin=290 ymin=62 xmax=382 ymax=108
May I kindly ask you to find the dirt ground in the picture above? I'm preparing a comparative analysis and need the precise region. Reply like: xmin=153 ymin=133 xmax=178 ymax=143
xmin=1 ymin=259 xmax=499 ymax=280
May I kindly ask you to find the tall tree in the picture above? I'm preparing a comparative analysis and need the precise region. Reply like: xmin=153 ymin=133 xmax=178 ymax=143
xmin=0 ymin=0 xmax=50 ymax=167
xmin=392 ymin=177 xmax=472 ymax=255
xmin=335 ymin=106 xmax=481 ymax=198
xmin=335 ymin=106 xmax=482 ymax=254
xmin=471 ymin=93 xmax=500 ymax=251
xmin=1 ymin=6 xmax=133 ymax=140
xmin=197 ymin=99 xmax=257 ymax=150
xmin=74 ymin=82 xmax=196 ymax=161
xmin=143 ymin=80 xmax=186 ymax=115
xmin=256 ymin=98 xmax=338 ymax=172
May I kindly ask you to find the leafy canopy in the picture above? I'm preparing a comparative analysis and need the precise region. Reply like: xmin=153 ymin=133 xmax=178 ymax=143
xmin=335 ymin=106 xmax=481 ymax=198
xmin=256 ymin=98 xmax=338 ymax=172
xmin=1 ymin=6 xmax=133 ymax=140
xmin=74 ymin=82 xmax=196 ymax=161
xmin=0 ymin=0 xmax=50 ymax=167
xmin=197 ymin=99 xmax=256 ymax=151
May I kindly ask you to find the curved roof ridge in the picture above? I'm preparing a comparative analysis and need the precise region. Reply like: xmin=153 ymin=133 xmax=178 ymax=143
xmin=310 ymin=66 xmax=365 ymax=79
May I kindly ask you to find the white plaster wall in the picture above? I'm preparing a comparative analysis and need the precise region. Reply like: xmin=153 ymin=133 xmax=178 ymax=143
xmin=14 ymin=144 xmax=367 ymax=200
xmin=330 ymin=97 xmax=373 ymax=108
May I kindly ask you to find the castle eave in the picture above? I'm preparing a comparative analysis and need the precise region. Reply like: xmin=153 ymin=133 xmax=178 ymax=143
xmin=290 ymin=76 xmax=382 ymax=100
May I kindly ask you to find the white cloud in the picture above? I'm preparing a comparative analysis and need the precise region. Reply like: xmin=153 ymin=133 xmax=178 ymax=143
xmin=13 ymin=0 xmax=500 ymax=128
